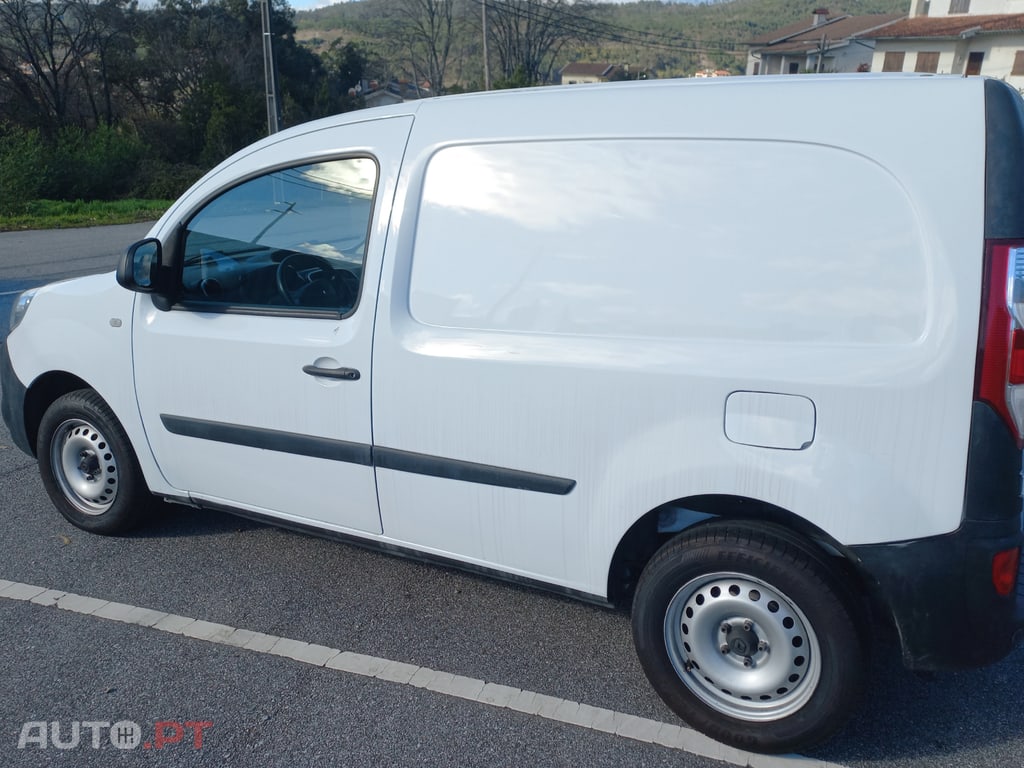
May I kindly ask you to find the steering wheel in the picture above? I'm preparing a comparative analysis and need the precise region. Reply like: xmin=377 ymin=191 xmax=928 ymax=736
xmin=275 ymin=252 xmax=355 ymax=308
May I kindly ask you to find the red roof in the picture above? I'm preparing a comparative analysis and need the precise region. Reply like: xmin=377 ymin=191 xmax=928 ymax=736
xmin=748 ymin=13 xmax=844 ymax=45
xmin=749 ymin=14 xmax=905 ymax=51
xmin=861 ymin=13 xmax=1024 ymax=39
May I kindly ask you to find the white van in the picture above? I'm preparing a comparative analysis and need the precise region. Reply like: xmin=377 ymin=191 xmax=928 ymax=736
xmin=3 ymin=74 xmax=1023 ymax=753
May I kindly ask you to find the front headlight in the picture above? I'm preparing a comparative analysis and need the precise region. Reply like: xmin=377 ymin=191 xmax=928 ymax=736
xmin=9 ymin=288 xmax=38 ymax=334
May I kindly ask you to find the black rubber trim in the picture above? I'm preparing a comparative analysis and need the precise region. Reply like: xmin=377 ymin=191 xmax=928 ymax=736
xmin=984 ymin=79 xmax=1024 ymax=240
xmin=851 ymin=515 xmax=1024 ymax=671
xmin=173 ymin=302 xmax=344 ymax=321
xmin=374 ymin=446 xmax=576 ymax=496
xmin=0 ymin=343 xmax=32 ymax=456
xmin=963 ymin=401 xmax=1022 ymax=523
xmin=188 ymin=497 xmax=610 ymax=608
xmin=853 ymin=399 xmax=1024 ymax=671
xmin=160 ymin=414 xmax=373 ymax=466
xmin=159 ymin=415 xmax=576 ymax=496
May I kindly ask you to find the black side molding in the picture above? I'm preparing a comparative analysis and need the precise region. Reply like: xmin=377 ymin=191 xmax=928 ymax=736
xmin=375 ymin=446 xmax=576 ymax=496
xmin=159 ymin=414 xmax=576 ymax=496
xmin=160 ymin=415 xmax=373 ymax=466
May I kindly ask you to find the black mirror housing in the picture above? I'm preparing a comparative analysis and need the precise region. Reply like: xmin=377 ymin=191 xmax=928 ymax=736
xmin=117 ymin=238 xmax=173 ymax=311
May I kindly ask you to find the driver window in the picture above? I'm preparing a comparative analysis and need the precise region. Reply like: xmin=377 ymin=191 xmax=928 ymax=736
xmin=179 ymin=157 xmax=378 ymax=314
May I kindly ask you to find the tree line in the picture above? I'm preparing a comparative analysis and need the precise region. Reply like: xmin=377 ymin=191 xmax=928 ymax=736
xmin=0 ymin=0 xmax=905 ymax=215
xmin=0 ymin=0 xmax=369 ymax=213
xmin=0 ymin=0 xmax=623 ymax=213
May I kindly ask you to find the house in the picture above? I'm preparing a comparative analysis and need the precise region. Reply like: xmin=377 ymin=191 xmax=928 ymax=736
xmin=860 ymin=0 xmax=1024 ymax=88
xmin=560 ymin=63 xmax=622 ymax=84
xmin=360 ymin=79 xmax=432 ymax=108
xmin=747 ymin=8 xmax=904 ymax=75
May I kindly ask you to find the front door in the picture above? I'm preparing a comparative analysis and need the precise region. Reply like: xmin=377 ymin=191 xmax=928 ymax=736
xmin=132 ymin=118 xmax=411 ymax=533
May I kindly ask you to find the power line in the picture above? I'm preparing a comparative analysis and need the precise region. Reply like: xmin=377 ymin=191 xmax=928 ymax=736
xmin=469 ymin=0 xmax=746 ymax=56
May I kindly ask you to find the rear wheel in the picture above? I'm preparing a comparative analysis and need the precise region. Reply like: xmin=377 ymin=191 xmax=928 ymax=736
xmin=631 ymin=521 xmax=867 ymax=753
xmin=37 ymin=389 xmax=152 ymax=534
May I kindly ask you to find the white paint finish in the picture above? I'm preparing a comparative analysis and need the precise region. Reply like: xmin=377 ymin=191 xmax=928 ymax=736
xmin=0 ymin=580 xmax=843 ymax=767
xmin=412 ymin=140 xmax=926 ymax=344
xmin=2 ymin=77 xmax=996 ymax=605
xmin=3 ymin=274 xmax=170 ymax=496
xmin=725 ymin=392 xmax=816 ymax=450
xmin=130 ymin=116 xmax=415 ymax=534
xmin=374 ymin=469 xmax=576 ymax=587
xmin=133 ymin=310 xmax=382 ymax=533
xmin=372 ymin=77 xmax=987 ymax=597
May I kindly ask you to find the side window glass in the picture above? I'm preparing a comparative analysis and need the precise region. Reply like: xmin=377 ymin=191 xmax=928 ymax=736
xmin=180 ymin=157 xmax=378 ymax=314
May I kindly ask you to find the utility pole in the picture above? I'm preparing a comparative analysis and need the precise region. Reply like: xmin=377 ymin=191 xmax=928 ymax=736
xmin=815 ymin=34 xmax=827 ymax=73
xmin=482 ymin=0 xmax=491 ymax=90
xmin=261 ymin=0 xmax=281 ymax=134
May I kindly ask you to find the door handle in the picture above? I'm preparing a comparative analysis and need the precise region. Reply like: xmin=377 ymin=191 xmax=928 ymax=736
xmin=302 ymin=364 xmax=360 ymax=381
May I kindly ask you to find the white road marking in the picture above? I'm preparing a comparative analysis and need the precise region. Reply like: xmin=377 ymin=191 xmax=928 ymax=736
xmin=0 ymin=578 xmax=845 ymax=768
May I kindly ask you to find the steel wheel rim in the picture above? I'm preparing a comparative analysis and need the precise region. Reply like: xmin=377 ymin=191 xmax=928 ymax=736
xmin=50 ymin=418 xmax=119 ymax=515
xmin=663 ymin=572 xmax=821 ymax=722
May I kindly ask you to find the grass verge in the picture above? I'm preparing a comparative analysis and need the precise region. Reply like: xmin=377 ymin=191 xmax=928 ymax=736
xmin=0 ymin=199 xmax=172 ymax=232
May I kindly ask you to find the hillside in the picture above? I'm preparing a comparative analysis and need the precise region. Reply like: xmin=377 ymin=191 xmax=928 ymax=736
xmin=296 ymin=0 xmax=908 ymax=83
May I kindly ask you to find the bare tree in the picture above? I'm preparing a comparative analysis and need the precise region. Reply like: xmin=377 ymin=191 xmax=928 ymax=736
xmin=0 ymin=0 xmax=102 ymax=131
xmin=390 ymin=0 xmax=460 ymax=95
xmin=0 ymin=0 xmax=139 ymax=132
xmin=486 ymin=0 xmax=595 ymax=85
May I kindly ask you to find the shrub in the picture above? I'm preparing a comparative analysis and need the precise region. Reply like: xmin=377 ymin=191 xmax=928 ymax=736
xmin=0 ymin=124 xmax=47 ymax=215
xmin=42 ymin=124 xmax=146 ymax=201
xmin=130 ymin=158 xmax=206 ymax=200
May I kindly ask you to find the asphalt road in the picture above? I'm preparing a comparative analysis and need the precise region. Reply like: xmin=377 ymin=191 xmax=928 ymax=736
xmin=0 ymin=225 xmax=1022 ymax=767
xmin=0 ymin=222 xmax=154 ymax=326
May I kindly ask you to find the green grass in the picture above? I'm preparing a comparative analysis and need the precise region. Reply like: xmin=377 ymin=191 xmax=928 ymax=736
xmin=0 ymin=199 xmax=172 ymax=232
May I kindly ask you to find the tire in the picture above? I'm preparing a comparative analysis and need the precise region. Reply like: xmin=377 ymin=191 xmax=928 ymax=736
xmin=36 ymin=389 xmax=151 ymax=534
xmin=631 ymin=521 xmax=868 ymax=754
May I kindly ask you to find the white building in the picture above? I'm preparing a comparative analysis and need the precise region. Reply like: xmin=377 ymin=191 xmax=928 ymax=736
xmin=747 ymin=9 xmax=904 ymax=75
xmin=861 ymin=0 xmax=1024 ymax=89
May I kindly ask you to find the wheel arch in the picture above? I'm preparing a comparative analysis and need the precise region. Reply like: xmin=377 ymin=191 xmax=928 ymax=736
xmin=23 ymin=371 xmax=94 ymax=457
xmin=607 ymin=495 xmax=867 ymax=610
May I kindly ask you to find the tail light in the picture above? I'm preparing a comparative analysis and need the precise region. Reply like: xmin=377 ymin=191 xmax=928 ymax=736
xmin=977 ymin=243 xmax=1024 ymax=447
xmin=992 ymin=547 xmax=1021 ymax=597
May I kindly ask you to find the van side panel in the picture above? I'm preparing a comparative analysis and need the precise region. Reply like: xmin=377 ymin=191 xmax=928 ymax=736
xmin=849 ymin=79 xmax=1024 ymax=671
xmin=372 ymin=77 xmax=986 ymax=597
xmin=411 ymin=140 xmax=926 ymax=344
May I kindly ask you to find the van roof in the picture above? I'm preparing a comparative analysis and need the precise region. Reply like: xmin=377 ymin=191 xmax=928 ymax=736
xmin=271 ymin=73 xmax=980 ymax=140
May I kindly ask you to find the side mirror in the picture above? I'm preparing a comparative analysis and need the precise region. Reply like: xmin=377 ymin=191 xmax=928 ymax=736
xmin=117 ymin=238 xmax=173 ymax=311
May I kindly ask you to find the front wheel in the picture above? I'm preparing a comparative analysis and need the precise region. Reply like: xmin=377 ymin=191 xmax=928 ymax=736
xmin=631 ymin=522 xmax=868 ymax=753
xmin=37 ymin=389 xmax=152 ymax=534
